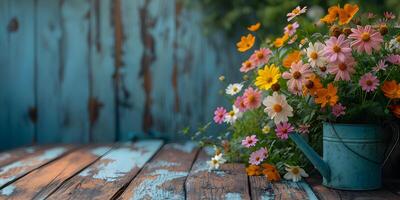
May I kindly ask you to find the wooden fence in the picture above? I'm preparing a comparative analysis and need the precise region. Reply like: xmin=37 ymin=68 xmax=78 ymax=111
xmin=0 ymin=0 xmax=241 ymax=150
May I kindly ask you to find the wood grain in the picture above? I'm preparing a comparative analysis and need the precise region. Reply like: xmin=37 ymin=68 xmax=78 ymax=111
xmin=46 ymin=140 xmax=163 ymax=200
xmin=250 ymin=176 xmax=318 ymax=200
xmin=185 ymin=149 xmax=250 ymax=200
xmin=119 ymin=142 xmax=198 ymax=199
xmin=0 ymin=145 xmax=112 ymax=199
xmin=0 ymin=146 xmax=75 ymax=189
xmin=0 ymin=146 xmax=51 ymax=168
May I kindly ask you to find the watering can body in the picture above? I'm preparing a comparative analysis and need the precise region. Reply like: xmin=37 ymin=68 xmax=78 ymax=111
xmin=290 ymin=123 xmax=385 ymax=190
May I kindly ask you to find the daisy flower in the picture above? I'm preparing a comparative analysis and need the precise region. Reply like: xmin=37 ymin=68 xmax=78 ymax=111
xmin=234 ymin=96 xmax=247 ymax=112
xmin=242 ymin=135 xmax=258 ymax=148
xmin=243 ymin=87 xmax=262 ymax=109
xmin=332 ymin=103 xmax=346 ymax=117
xmin=298 ymin=124 xmax=310 ymax=134
xmin=263 ymin=92 xmax=293 ymax=124
xmin=257 ymin=147 xmax=269 ymax=158
xmin=323 ymin=34 xmax=352 ymax=63
xmin=305 ymin=42 xmax=326 ymax=68
xmin=349 ymin=25 xmax=383 ymax=55
xmin=282 ymin=61 xmax=313 ymax=95
xmin=240 ymin=60 xmax=256 ymax=73
xmin=249 ymin=150 xmax=265 ymax=165
xmin=287 ymin=6 xmax=307 ymax=21
xmin=262 ymin=125 xmax=271 ymax=134
xmin=373 ymin=60 xmax=387 ymax=72
xmin=388 ymin=36 xmax=400 ymax=51
xmin=275 ymin=122 xmax=294 ymax=140
xmin=225 ymin=83 xmax=243 ymax=96
xmin=284 ymin=164 xmax=309 ymax=182
xmin=255 ymin=64 xmax=281 ymax=90
xmin=213 ymin=107 xmax=226 ymax=124
xmin=250 ymin=48 xmax=272 ymax=66
xmin=207 ymin=153 xmax=226 ymax=171
xmin=284 ymin=22 xmax=299 ymax=36
xmin=386 ymin=54 xmax=400 ymax=65
xmin=359 ymin=73 xmax=379 ymax=92
xmin=224 ymin=105 xmax=242 ymax=124
xmin=327 ymin=56 xmax=356 ymax=81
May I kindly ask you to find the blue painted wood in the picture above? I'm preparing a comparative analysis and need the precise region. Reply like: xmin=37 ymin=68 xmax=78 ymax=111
xmin=0 ymin=0 xmax=35 ymax=150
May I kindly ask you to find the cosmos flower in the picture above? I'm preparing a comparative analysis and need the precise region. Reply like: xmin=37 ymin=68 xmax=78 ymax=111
xmin=224 ymin=105 xmax=242 ymax=124
xmin=327 ymin=56 xmax=356 ymax=81
xmin=237 ymin=34 xmax=255 ymax=52
xmin=287 ymin=6 xmax=307 ymax=21
xmin=284 ymin=164 xmax=309 ymax=182
xmin=332 ymin=103 xmax=346 ymax=117
xmin=213 ymin=107 xmax=227 ymax=124
xmin=225 ymin=83 xmax=243 ymax=96
xmin=263 ymin=92 xmax=294 ymax=124
xmin=359 ymin=73 xmax=379 ymax=92
xmin=243 ymin=87 xmax=262 ymax=109
xmin=242 ymin=135 xmax=258 ymax=148
xmin=234 ymin=95 xmax=247 ymax=112
xmin=248 ymin=22 xmax=261 ymax=31
xmin=284 ymin=22 xmax=300 ymax=36
xmin=275 ymin=122 xmax=295 ymax=140
xmin=305 ymin=42 xmax=326 ymax=68
xmin=349 ymin=25 xmax=383 ymax=55
xmin=240 ymin=60 xmax=256 ymax=73
xmin=282 ymin=61 xmax=313 ymax=95
xmin=249 ymin=48 xmax=272 ymax=66
xmin=323 ymin=35 xmax=352 ymax=63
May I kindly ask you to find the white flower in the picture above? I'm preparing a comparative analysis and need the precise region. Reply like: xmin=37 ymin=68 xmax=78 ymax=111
xmin=287 ymin=6 xmax=307 ymax=21
xmin=263 ymin=92 xmax=293 ymax=124
xmin=225 ymin=83 xmax=243 ymax=96
xmin=207 ymin=153 xmax=226 ymax=171
xmin=388 ymin=36 xmax=400 ymax=52
xmin=305 ymin=42 xmax=326 ymax=68
xmin=224 ymin=105 xmax=242 ymax=124
xmin=283 ymin=164 xmax=309 ymax=182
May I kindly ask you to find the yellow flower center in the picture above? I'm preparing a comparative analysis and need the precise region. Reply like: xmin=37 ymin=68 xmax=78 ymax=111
xmin=292 ymin=168 xmax=300 ymax=175
xmin=229 ymin=111 xmax=235 ymax=116
xmin=338 ymin=63 xmax=347 ymax=71
xmin=292 ymin=8 xmax=300 ymax=15
xmin=361 ymin=32 xmax=371 ymax=42
xmin=245 ymin=61 xmax=252 ymax=69
xmin=273 ymin=104 xmax=283 ymax=113
xmin=287 ymin=24 xmax=293 ymax=30
xmin=310 ymin=51 xmax=318 ymax=60
xmin=333 ymin=45 xmax=341 ymax=53
xmin=293 ymin=71 xmax=302 ymax=79
xmin=247 ymin=95 xmax=256 ymax=103
xmin=212 ymin=159 xmax=218 ymax=164
xmin=233 ymin=87 xmax=238 ymax=92
xmin=266 ymin=77 xmax=273 ymax=83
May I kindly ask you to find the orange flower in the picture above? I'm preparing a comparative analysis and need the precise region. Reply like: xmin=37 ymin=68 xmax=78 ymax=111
xmin=315 ymin=83 xmax=339 ymax=107
xmin=248 ymin=22 xmax=261 ymax=32
xmin=338 ymin=4 xmax=359 ymax=25
xmin=390 ymin=105 xmax=400 ymax=118
xmin=274 ymin=34 xmax=289 ymax=48
xmin=237 ymin=34 xmax=255 ymax=52
xmin=283 ymin=50 xmax=301 ymax=68
xmin=303 ymin=74 xmax=323 ymax=96
xmin=381 ymin=80 xmax=400 ymax=99
xmin=320 ymin=5 xmax=340 ymax=24
xmin=246 ymin=165 xmax=263 ymax=176
xmin=261 ymin=163 xmax=281 ymax=182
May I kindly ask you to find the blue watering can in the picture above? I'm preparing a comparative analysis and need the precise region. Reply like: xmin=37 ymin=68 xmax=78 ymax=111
xmin=289 ymin=123 xmax=387 ymax=190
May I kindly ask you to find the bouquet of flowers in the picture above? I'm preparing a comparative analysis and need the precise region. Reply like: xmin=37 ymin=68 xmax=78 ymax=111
xmin=186 ymin=4 xmax=400 ymax=182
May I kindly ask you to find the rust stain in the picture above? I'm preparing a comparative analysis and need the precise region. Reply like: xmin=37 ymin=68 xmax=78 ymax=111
xmin=28 ymin=106 xmax=37 ymax=123
xmin=139 ymin=0 xmax=156 ymax=132
xmin=88 ymin=98 xmax=103 ymax=126
xmin=7 ymin=17 xmax=18 ymax=32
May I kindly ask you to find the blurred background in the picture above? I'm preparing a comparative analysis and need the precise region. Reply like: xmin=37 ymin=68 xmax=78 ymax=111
xmin=0 ymin=0 xmax=399 ymax=150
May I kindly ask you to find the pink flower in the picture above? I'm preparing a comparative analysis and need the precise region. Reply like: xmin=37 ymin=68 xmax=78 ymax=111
xmin=249 ymin=150 xmax=265 ymax=165
xmin=275 ymin=122 xmax=294 ymax=140
xmin=240 ymin=60 xmax=256 ymax=73
xmin=298 ymin=124 xmax=310 ymax=134
xmin=257 ymin=147 xmax=269 ymax=158
xmin=332 ymin=103 xmax=346 ymax=117
xmin=213 ymin=107 xmax=227 ymax=124
xmin=386 ymin=54 xmax=400 ymax=65
xmin=243 ymin=87 xmax=262 ymax=109
xmin=282 ymin=61 xmax=313 ymax=95
xmin=359 ymin=73 xmax=379 ymax=92
xmin=327 ymin=56 xmax=356 ymax=81
xmin=373 ymin=60 xmax=387 ymax=72
xmin=287 ymin=6 xmax=307 ymax=21
xmin=284 ymin=22 xmax=299 ymax=36
xmin=234 ymin=96 xmax=247 ymax=112
xmin=323 ymin=35 xmax=352 ymax=63
xmin=250 ymin=48 xmax=272 ymax=66
xmin=242 ymin=135 xmax=258 ymax=148
xmin=384 ymin=12 xmax=396 ymax=20
xmin=349 ymin=25 xmax=383 ymax=55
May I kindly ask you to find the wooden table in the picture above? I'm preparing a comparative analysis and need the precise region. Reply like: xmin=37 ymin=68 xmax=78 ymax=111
xmin=0 ymin=140 xmax=398 ymax=200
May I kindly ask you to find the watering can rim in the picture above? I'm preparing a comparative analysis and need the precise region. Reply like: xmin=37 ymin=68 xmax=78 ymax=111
xmin=322 ymin=122 xmax=381 ymax=127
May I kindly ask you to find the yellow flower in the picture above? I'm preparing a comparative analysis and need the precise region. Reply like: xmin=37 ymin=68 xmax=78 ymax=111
xmin=282 ymin=50 xmax=301 ymax=68
xmin=237 ymin=34 xmax=255 ymax=52
xmin=274 ymin=34 xmax=289 ymax=48
xmin=248 ymin=22 xmax=261 ymax=32
xmin=338 ymin=4 xmax=359 ymax=25
xmin=255 ymin=64 xmax=281 ymax=90
xmin=262 ymin=125 xmax=271 ymax=134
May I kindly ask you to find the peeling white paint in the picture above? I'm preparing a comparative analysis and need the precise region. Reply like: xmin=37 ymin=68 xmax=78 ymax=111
xmin=25 ymin=147 xmax=36 ymax=153
xmin=0 ymin=185 xmax=15 ymax=196
xmin=90 ymin=147 xmax=111 ymax=156
xmin=214 ymin=170 xmax=226 ymax=177
xmin=170 ymin=142 xmax=197 ymax=153
xmin=0 ymin=154 xmax=11 ymax=162
xmin=131 ymin=169 xmax=187 ymax=200
xmin=203 ymin=147 xmax=215 ymax=156
xmin=225 ymin=192 xmax=242 ymax=200
xmin=148 ymin=161 xmax=180 ymax=169
xmin=192 ymin=162 xmax=209 ymax=174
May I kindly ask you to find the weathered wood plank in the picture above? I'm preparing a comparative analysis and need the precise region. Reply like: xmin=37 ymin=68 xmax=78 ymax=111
xmin=36 ymin=0 xmax=63 ymax=143
xmin=46 ymin=140 xmax=163 ymax=200
xmin=307 ymin=176 xmax=400 ymax=200
xmin=0 ymin=145 xmax=113 ymax=199
xmin=0 ymin=146 xmax=51 ymax=168
xmin=119 ymin=142 xmax=198 ymax=199
xmin=0 ymin=0 xmax=35 ymax=150
xmin=89 ymin=0 xmax=116 ymax=142
xmin=185 ymin=149 xmax=250 ymax=200
xmin=0 ymin=146 xmax=75 ymax=189
xmin=250 ymin=176 xmax=318 ymax=200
